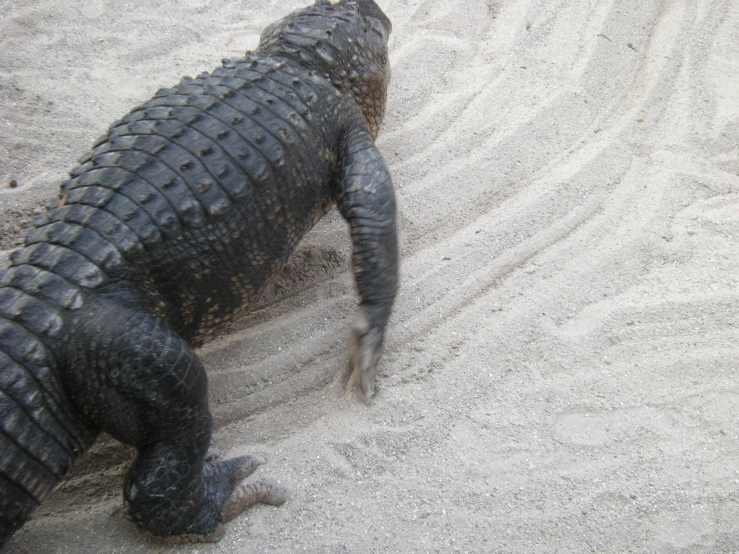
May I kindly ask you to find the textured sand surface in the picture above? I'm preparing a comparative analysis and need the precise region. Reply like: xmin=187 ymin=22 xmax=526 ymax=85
xmin=1 ymin=0 xmax=739 ymax=552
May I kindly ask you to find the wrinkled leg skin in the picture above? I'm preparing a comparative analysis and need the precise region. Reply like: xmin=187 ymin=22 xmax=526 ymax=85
xmin=338 ymin=127 xmax=399 ymax=400
xmin=70 ymin=309 xmax=286 ymax=542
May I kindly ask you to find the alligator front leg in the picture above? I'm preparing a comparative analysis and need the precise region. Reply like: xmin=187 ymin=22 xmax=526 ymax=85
xmin=337 ymin=126 xmax=398 ymax=399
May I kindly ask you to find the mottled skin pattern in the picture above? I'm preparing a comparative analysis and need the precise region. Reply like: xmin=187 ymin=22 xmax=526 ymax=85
xmin=0 ymin=0 xmax=396 ymax=546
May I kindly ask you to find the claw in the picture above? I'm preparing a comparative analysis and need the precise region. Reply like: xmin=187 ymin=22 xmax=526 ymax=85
xmin=204 ymin=450 xmax=222 ymax=464
xmin=203 ymin=454 xmax=265 ymax=484
xmin=231 ymin=455 xmax=266 ymax=482
xmin=346 ymin=309 xmax=383 ymax=400
xmin=221 ymin=482 xmax=288 ymax=523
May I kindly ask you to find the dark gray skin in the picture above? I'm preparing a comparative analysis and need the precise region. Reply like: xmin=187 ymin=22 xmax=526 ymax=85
xmin=0 ymin=0 xmax=396 ymax=545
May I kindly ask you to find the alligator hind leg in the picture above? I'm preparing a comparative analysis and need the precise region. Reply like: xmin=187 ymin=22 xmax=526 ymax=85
xmin=69 ymin=309 xmax=285 ymax=539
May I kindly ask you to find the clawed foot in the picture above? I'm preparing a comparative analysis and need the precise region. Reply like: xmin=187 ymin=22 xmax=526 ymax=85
xmin=345 ymin=308 xmax=384 ymax=401
xmin=150 ymin=454 xmax=286 ymax=544
xmin=203 ymin=454 xmax=266 ymax=507
xmin=205 ymin=454 xmax=287 ymax=525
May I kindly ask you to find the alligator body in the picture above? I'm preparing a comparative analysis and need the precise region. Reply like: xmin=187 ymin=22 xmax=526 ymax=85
xmin=0 ymin=0 xmax=396 ymax=545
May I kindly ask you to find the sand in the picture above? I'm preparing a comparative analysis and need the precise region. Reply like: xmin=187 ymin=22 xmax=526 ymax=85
xmin=1 ymin=0 xmax=738 ymax=552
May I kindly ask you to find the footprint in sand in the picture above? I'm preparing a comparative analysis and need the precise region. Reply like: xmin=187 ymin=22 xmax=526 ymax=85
xmin=80 ymin=1 xmax=106 ymax=19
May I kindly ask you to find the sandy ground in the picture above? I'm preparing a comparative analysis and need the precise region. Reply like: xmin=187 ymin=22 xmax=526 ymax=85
xmin=1 ymin=0 xmax=739 ymax=552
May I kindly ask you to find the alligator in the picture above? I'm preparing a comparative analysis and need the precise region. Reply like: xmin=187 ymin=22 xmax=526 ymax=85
xmin=0 ymin=0 xmax=396 ymax=546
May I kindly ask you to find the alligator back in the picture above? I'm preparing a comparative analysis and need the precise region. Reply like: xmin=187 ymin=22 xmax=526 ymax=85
xmin=29 ymin=55 xmax=344 ymax=346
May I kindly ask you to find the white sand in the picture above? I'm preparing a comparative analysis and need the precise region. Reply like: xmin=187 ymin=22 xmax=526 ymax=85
xmin=2 ymin=0 xmax=739 ymax=552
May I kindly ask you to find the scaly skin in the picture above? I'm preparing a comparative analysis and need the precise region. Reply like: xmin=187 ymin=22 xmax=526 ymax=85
xmin=0 ymin=0 xmax=396 ymax=546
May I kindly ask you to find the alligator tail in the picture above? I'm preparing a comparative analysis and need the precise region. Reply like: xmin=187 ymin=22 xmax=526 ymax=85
xmin=0 ymin=266 xmax=94 ymax=547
